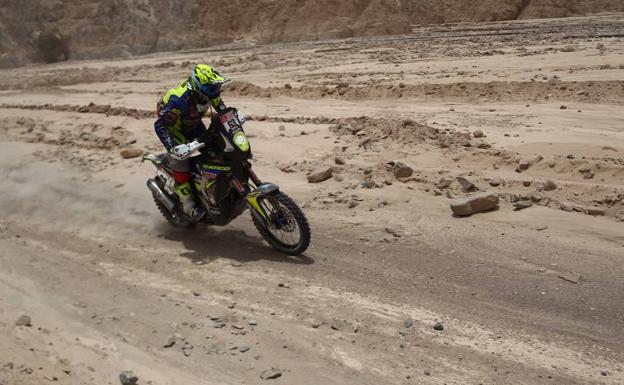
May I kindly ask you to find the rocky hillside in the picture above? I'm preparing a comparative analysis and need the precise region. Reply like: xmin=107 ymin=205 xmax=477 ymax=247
xmin=1 ymin=0 xmax=623 ymax=68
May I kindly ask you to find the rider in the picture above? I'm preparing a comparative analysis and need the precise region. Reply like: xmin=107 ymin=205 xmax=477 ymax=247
xmin=154 ymin=64 xmax=229 ymax=221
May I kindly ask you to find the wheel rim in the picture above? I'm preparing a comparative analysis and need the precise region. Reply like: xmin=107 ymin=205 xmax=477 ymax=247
xmin=263 ymin=198 xmax=301 ymax=247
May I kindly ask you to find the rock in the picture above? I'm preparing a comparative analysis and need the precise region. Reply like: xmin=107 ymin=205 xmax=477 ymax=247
xmin=542 ymin=179 xmax=558 ymax=191
xmin=278 ymin=125 xmax=286 ymax=131
xmin=558 ymin=272 xmax=581 ymax=284
xmin=278 ymin=282 xmax=290 ymax=288
xmin=385 ymin=227 xmax=401 ymax=238
xmin=436 ymin=177 xmax=453 ymax=189
xmin=15 ymin=315 xmax=32 ymax=327
xmin=473 ymin=130 xmax=484 ymax=138
xmin=248 ymin=319 xmax=258 ymax=326
xmin=163 ymin=336 xmax=176 ymax=348
xmin=393 ymin=162 xmax=413 ymax=179
xmin=35 ymin=30 xmax=68 ymax=63
xmin=307 ymin=167 xmax=333 ymax=183
xmin=120 ymin=148 xmax=143 ymax=159
xmin=182 ymin=341 xmax=193 ymax=356
xmin=615 ymin=209 xmax=624 ymax=222
xmin=192 ymin=290 xmax=201 ymax=297
xmin=239 ymin=346 xmax=250 ymax=353
xmin=403 ymin=318 xmax=413 ymax=328
xmin=450 ymin=192 xmax=499 ymax=217
xmin=456 ymin=176 xmax=476 ymax=192
xmin=488 ymin=178 xmax=502 ymax=187
xmin=361 ymin=179 xmax=375 ymax=189
xmin=119 ymin=371 xmax=139 ymax=385
xmin=334 ymin=156 xmax=346 ymax=165
xmin=522 ymin=180 xmax=532 ymax=187
xmin=513 ymin=200 xmax=533 ymax=210
xmin=517 ymin=155 xmax=542 ymax=171
xmin=601 ymin=369 xmax=609 ymax=376
xmin=260 ymin=368 xmax=282 ymax=380
xmin=433 ymin=322 xmax=444 ymax=331
xmin=586 ymin=207 xmax=606 ymax=216
xmin=560 ymin=105 xmax=568 ymax=110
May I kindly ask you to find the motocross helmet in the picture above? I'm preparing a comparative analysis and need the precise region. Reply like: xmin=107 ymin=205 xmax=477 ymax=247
xmin=189 ymin=64 xmax=229 ymax=103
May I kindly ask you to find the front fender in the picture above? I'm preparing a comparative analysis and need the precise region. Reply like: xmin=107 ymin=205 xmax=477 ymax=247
xmin=246 ymin=183 xmax=280 ymax=223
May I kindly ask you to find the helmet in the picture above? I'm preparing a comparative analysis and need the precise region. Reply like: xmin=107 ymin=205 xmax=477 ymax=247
xmin=189 ymin=64 xmax=229 ymax=103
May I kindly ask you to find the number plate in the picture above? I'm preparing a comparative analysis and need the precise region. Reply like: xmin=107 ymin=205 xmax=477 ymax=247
xmin=220 ymin=111 xmax=242 ymax=132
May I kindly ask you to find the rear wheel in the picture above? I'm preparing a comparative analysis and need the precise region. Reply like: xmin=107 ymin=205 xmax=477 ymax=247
xmin=252 ymin=192 xmax=311 ymax=255
xmin=152 ymin=180 xmax=194 ymax=229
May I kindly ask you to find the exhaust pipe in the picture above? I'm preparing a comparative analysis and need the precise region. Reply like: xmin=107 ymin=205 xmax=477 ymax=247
xmin=147 ymin=178 xmax=176 ymax=211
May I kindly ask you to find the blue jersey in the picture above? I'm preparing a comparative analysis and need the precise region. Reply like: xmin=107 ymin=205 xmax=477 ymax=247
xmin=154 ymin=79 xmax=225 ymax=150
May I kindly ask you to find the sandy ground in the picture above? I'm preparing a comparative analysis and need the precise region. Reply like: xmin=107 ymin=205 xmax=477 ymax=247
xmin=0 ymin=15 xmax=623 ymax=385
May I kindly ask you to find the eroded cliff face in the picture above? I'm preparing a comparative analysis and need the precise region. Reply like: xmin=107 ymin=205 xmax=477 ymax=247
xmin=1 ymin=0 xmax=622 ymax=68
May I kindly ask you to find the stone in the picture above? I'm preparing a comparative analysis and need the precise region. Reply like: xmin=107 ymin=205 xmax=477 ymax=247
xmin=403 ymin=318 xmax=413 ymax=328
xmin=488 ymin=178 xmax=502 ymax=187
xmin=473 ymin=130 xmax=484 ymax=138
xmin=433 ymin=322 xmax=444 ymax=331
xmin=192 ymin=290 xmax=201 ymax=297
xmin=558 ymin=272 xmax=581 ymax=284
xmin=120 ymin=149 xmax=144 ymax=159
xmin=119 ymin=371 xmax=139 ymax=385
xmin=542 ymin=179 xmax=558 ymax=191
xmin=586 ymin=207 xmax=606 ymax=216
xmin=393 ymin=162 xmax=413 ymax=179
xmin=334 ymin=156 xmax=346 ymax=165
xmin=307 ymin=167 xmax=333 ymax=183
xmin=163 ymin=336 xmax=176 ymax=348
xmin=513 ymin=200 xmax=533 ymax=210
xmin=615 ymin=209 xmax=624 ymax=222
xmin=35 ymin=30 xmax=68 ymax=63
xmin=15 ymin=315 xmax=32 ymax=327
xmin=450 ymin=192 xmax=499 ymax=216
xmin=260 ymin=368 xmax=282 ymax=380
xmin=456 ymin=176 xmax=476 ymax=192
xmin=239 ymin=346 xmax=250 ymax=353
xmin=436 ymin=177 xmax=453 ymax=189
xmin=248 ymin=319 xmax=258 ymax=326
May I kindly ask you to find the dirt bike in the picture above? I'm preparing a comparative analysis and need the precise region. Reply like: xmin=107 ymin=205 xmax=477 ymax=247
xmin=143 ymin=107 xmax=310 ymax=255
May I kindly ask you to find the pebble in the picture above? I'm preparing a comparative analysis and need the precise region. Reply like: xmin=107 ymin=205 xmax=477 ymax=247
xmin=404 ymin=318 xmax=413 ymax=328
xmin=433 ymin=322 xmax=444 ymax=331
xmin=240 ymin=346 xmax=251 ymax=353
xmin=248 ymin=319 xmax=258 ymax=326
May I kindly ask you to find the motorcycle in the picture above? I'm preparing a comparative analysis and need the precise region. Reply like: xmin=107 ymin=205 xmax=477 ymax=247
xmin=143 ymin=107 xmax=311 ymax=256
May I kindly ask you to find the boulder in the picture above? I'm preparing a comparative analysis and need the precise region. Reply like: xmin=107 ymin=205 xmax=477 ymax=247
xmin=307 ymin=167 xmax=333 ymax=183
xmin=450 ymin=192 xmax=499 ymax=216
xmin=35 ymin=30 xmax=68 ymax=63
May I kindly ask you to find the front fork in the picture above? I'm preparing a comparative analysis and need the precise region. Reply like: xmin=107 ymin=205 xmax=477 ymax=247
xmin=246 ymin=182 xmax=280 ymax=226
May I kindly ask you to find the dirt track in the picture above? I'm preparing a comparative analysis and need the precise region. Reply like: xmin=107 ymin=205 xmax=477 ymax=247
xmin=1 ymin=15 xmax=624 ymax=385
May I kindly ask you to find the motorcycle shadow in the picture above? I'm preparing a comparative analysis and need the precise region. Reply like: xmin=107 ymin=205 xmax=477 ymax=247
xmin=157 ymin=224 xmax=314 ymax=266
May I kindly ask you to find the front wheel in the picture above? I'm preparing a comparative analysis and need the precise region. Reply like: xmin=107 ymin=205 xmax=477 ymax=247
xmin=252 ymin=192 xmax=311 ymax=255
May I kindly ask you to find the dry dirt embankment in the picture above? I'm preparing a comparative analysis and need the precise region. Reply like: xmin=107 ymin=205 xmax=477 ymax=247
xmin=1 ymin=0 xmax=624 ymax=68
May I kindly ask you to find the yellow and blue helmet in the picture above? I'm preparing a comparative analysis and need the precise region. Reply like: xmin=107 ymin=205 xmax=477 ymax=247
xmin=189 ymin=64 xmax=229 ymax=102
